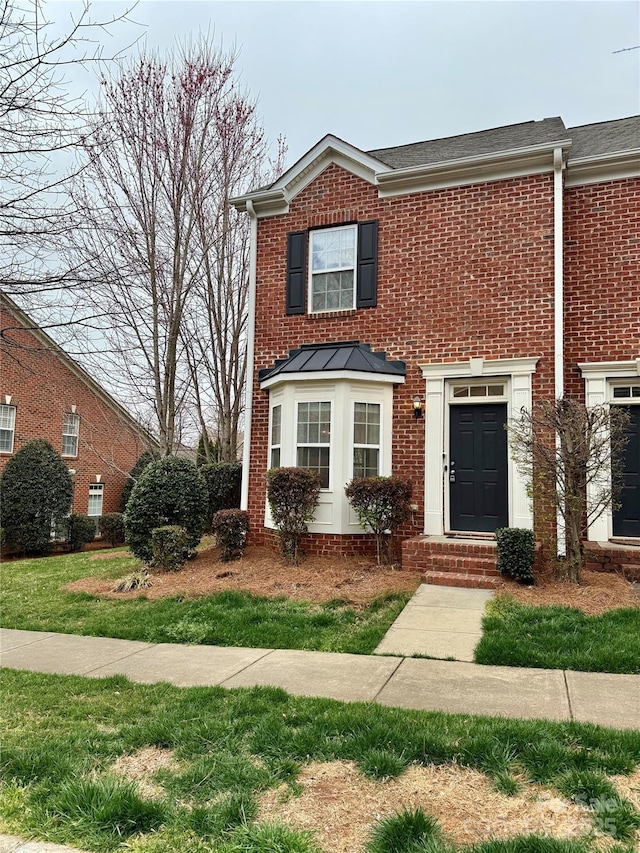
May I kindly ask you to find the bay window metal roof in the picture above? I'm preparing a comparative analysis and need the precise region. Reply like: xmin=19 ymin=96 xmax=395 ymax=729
xmin=259 ymin=341 xmax=406 ymax=383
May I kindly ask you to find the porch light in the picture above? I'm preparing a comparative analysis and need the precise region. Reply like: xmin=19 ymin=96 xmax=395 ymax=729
xmin=413 ymin=396 xmax=423 ymax=419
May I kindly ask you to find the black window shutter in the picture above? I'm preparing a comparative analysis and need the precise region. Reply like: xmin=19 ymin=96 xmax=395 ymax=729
xmin=286 ymin=231 xmax=307 ymax=315
xmin=356 ymin=220 xmax=378 ymax=308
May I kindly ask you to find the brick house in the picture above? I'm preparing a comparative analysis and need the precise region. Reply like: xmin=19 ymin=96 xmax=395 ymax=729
xmin=0 ymin=292 xmax=155 ymax=522
xmin=231 ymin=116 xmax=639 ymax=583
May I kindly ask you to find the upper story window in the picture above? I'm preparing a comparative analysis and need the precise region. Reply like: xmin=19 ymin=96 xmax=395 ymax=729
xmin=310 ymin=225 xmax=357 ymax=312
xmin=62 ymin=412 xmax=80 ymax=457
xmin=0 ymin=404 xmax=16 ymax=453
xmin=296 ymin=401 xmax=331 ymax=488
xmin=286 ymin=221 xmax=378 ymax=315
xmin=270 ymin=404 xmax=282 ymax=469
xmin=353 ymin=402 xmax=380 ymax=478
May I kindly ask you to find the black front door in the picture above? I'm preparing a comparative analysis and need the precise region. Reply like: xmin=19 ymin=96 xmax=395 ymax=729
xmin=449 ymin=404 xmax=508 ymax=533
xmin=613 ymin=406 xmax=640 ymax=538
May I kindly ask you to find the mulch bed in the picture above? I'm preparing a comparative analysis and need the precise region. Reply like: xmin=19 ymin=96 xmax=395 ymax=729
xmin=63 ymin=542 xmax=639 ymax=613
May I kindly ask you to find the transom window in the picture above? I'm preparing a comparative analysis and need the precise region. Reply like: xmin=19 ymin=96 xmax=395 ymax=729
xmin=88 ymin=483 xmax=104 ymax=520
xmin=62 ymin=412 xmax=80 ymax=457
xmin=310 ymin=225 xmax=357 ymax=312
xmin=612 ymin=385 xmax=640 ymax=399
xmin=451 ymin=384 xmax=505 ymax=399
xmin=0 ymin=404 xmax=16 ymax=453
xmin=353 ymin=402 xmax=380 ymax=478
xmin=297 ymin=401 xmax=331 ymax=488
xmin=270 ymin=405 xmax=281 ymax=469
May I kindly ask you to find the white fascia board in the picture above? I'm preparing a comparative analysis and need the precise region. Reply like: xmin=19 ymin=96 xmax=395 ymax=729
xmin=260 ymin=369 xmax=405 ymax=391
xmin=230 ymin=135 xmax=387 ymax=218
xmin=565 ymin=150 xmax=640 ymax=187
xmin=579 ymin=359 xmax=640 ymax=379
xmin=420 ymin=356 xmax=540 ymax=380
xmin=376 ymin=141 xmax=572 ymax=197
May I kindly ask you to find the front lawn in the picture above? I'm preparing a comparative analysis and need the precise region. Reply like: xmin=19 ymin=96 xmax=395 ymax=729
xmin=0 ymin=549 xmax=412 ymax=654
xmin=475 ymin=595 xmax=640 ymax=674
xmin=1 ymin=669 xmax=640 ymax=852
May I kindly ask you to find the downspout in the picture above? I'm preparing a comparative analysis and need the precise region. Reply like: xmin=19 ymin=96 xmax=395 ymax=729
xmin=241 ymin=199 xmax=258 ymax=511
xmin=553 ymin=146 xmax=565 ymax=554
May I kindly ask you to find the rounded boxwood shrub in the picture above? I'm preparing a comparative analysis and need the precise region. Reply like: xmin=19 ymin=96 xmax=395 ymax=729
xmin=0 ymin=439 xmax=73 ymax=555
xmin=99 ymin=512 xmax=126 ymax=547
xmin=124 ymin=456 xmax=208 ymax=564
xmin=212 ymin=509 xmax=249 ymax=562
xmin=65 ymin=514 xmax=97 ymax=552
xmin=150 ymin=525 xmax=190 ymax=571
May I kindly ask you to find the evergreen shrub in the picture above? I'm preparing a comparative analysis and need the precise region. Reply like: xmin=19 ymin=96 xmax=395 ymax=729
xmin=150 ymin=525 xmax=190 ymax=571
xmin=200 ymin=462 xmax=242 ymax=529
xmin=495 ymin=527 xmax=535 ymax=584
xmin=0 ymin=439 xmax=73 ymax=555
xmin=99 ymin=513 xmax=126 ymax=547
xmin=124 ymin=456 xmax=207 ymax=563
xmin=212 ymin=509 xmax=249 ymax=561
xmin=345 ymin=476 xmax=412 ymax=564
xmin=266 ymin=467 xmax=320 ymax=564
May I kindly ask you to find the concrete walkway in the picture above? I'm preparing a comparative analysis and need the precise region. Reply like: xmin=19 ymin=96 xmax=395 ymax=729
xmin=374 ymin=584 xmax=493 ymax=660
xmin=2 ymin=626 xmax=639 ymax=730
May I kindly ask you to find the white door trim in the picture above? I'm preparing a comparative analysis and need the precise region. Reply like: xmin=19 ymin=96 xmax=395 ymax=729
xmin=419 ymin=356 xmax=539 ymax=535
xmin=580 ymin=360 xmax=640 ymax=542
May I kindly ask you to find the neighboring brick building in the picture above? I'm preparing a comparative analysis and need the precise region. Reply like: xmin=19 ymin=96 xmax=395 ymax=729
xmin=231 ymin=116 xmax=639 ymax=580
xmin=0 ymin=292 xmax=155 ymax=521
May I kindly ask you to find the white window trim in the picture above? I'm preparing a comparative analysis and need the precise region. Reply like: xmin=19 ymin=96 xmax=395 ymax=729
xmin=0 ymin=404 xmax=16 ymax=454
xmin=62 ymin=412 xmax=80 ymax=458
xmin=269 ymin=403 xmax=282 ymax=470
xmin=88 ymin=482 xmax=104 ymax=519
xmin=308 ymin=224 xmax=357 ymax=314
xmin=352 ymin=400 xmax=382 ymax=479
xmin=419 ymin=356 xmax=539 ymax=535
xmin=580 ymin=360 xmax=640 ymax=542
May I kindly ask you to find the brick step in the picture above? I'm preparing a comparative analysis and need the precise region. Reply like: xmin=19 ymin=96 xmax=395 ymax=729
xmin=422 ymin=570 xmax=500 ymax=590
xmin=421 ymin=553 xmax=499 ymax=576
xmin=420 ymin=541 xmax=497 ymax=557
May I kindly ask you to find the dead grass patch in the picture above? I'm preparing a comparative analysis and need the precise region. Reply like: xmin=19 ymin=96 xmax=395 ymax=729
xmin=111 ymin=746 xmax=177 ymax=800
xmin=258 ymin=760 xmax=607 ymax=852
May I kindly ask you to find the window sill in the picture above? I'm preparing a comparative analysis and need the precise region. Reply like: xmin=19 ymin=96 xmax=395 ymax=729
xmin=307 ymin=309 xmax=357 ymax=320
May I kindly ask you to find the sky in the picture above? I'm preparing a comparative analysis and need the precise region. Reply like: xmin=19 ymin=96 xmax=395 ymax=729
xmin=50 ymin=0 xmax=640 ymax=169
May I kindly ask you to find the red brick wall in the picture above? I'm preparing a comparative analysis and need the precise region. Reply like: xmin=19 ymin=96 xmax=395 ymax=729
xmin=0 ymin=308 xmax=150 ymax=516
xmin=564 ymin=177 xmax=640 ymax=397
xmin=249 ymin=165 xmax=557 ymax=546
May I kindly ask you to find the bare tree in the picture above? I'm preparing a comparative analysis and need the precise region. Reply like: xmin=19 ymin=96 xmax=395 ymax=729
xmin=67 ymin=40 xmax=281 ymax=456
xmin=509 ymin=398 xmax=629 ymax=583
xmin=0 ymin=0 xmax=134 ymax=297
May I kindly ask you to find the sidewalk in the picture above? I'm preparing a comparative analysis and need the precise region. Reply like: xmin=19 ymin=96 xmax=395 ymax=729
xmin=2 ymin=626 xmax=638 ymax=730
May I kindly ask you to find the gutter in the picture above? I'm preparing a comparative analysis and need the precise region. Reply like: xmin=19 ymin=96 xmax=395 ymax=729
xmin=240 ymin=199 xmax=258 ymax=511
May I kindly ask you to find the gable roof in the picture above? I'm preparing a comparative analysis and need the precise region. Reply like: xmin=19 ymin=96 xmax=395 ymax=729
xmin=0 ymin=291 xmax=157 ymax=447
xmin=259 ymin=341 xmax=406 ymax=387
xmin=231 ymin=115 xmax=639 ymax=215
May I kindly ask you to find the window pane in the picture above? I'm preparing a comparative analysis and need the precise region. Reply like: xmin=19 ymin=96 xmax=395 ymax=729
xmin=271 ymin=448 xmax=280 ymax=469
xmin=470 ymin=385 xmax=486 ymax=397
xmin=353 ymin=448 xmax=379 ymax=478
xmin=453 ymin=387 xmax=469 ymax=397
xmin=0 ymin=405 xmax=16 ymax=453
xmin=312 ymin=271 xmax=354 ymax=312
xmin=311 ymin=227 xmax=355 ymax=272
xmin=62 ymin=413 xmax=79 ymax=457
xmin=297 ymin=446 xmax=329 ymax=488
xmin=488 ymin=384 xmax=504 ymax=396
xmin=271 ymin=406 xmax=281 ymax=445
xmin=633 ymin=387 xmax=640 ymax=398
xmin=613 ymin=387 xmax=631 ymax=398
xmin=88 ymin=484 xmax=104 ymax=517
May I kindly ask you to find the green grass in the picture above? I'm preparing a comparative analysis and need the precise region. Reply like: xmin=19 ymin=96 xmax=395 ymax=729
xmin=474 ymin=595 xmax=640 ymax=674
xmin=1 ymin=670 xmax=639 ymax=852
xmin=0 ymin=549 xmax=409 ymax=654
